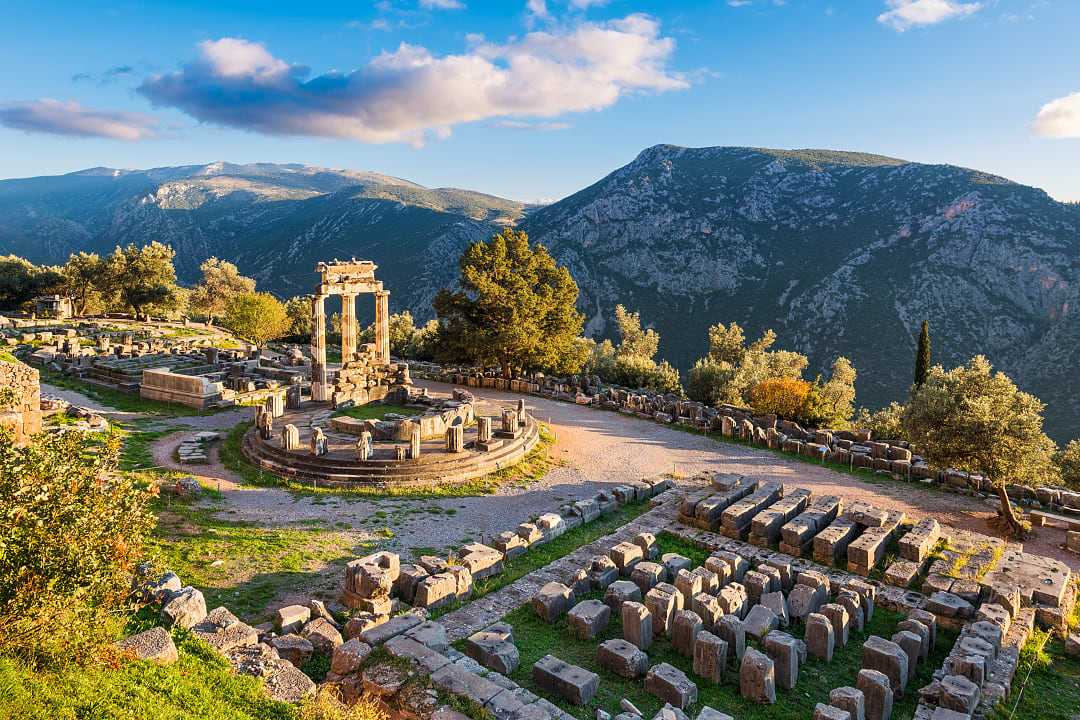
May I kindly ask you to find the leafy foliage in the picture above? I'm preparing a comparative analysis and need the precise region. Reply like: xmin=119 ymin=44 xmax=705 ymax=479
xmin=222 ymin=292 xmax=291 ymax=346
xmin=1055 ymin=439 xmax=1080 ymax=490
xmin=584 ymin=306 xmax=683 ymax=394
xmin=0 ymin=429 xmax=154 ymax=665
xmin=903 ymin=356 xmax=1058 ymax=531
xmin=0 ymin=255 xmax=63 ymax=310
xmin=108 ymin=242 xmax=182 ymax=318
xmin=748 ymin=378 xmax=812 ymax=419
xmin=434 ymin=228 xmax=585 ymax=377
xmin=189 ymin=257 xmax=256 ymax=324
xmin=852 ymin=401 xmax=908 ymax=444
xmin=283 ymin=296 xmax=313 ymax=338
xmin=60 ymin=252 xmax=110 ymax=315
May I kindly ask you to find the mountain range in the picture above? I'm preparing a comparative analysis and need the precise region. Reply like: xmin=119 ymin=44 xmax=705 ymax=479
xmin=1 ymin=146 xmax=1077 ymax=440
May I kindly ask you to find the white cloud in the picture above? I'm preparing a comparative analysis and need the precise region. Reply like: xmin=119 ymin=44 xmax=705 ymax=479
xmin=526 ymin=0 xmax=549 ymax=22
xmin=569 ymin=0 xmax=609 ymax=8
xmin=420 ymin=0 xmax=465 ymax=9
xmin=878 ymin=0 xmax=982 ymax=31
xmin=0 ymin=99 xmax=159 ymax=140
xmin=138 ymin=16 xmax=686 ymax=146
xmin=1033 ymin=91 xmax=1080 ymax=139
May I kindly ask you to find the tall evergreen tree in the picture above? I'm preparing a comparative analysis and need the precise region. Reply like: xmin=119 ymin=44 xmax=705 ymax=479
xmin=914 ymin=320 xmax=931 ymax=387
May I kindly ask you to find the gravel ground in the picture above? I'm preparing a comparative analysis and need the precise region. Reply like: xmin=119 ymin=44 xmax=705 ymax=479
xmin=113 ymin=377 xmax=1075 ymax=570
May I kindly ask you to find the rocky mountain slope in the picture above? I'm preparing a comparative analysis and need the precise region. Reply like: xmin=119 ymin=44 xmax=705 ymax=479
xmin=1 ymin=149 xmax=1077 ymax=439
xmin=522 ymin=145 xmax=1080 ymax=440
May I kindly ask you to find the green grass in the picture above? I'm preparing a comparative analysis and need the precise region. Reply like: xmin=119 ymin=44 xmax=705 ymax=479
xmin=0 ymin=629 xmax=295 ymax=720
xmin=219 ymin=420 xmax=560 ymax=500
xmin=36 ymin=366 xmax=215 ymax=417
xmin=429 ymin=498 xmax=653 ymax=619
xmin=330 ymin=402 xmax=417 ymax=420
xmin=147 ymin=494 xmax=363 ymax=622
xmin=987 ymin=628 xmax=1080 ymax=720
xmin=487 ymin=532 xmax=955 ymax=720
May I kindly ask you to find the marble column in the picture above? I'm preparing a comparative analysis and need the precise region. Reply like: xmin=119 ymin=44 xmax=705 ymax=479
xmin=375 ymin=290 xmax=390 ymax=364
xmin=311 ymin=294 xmax=329 ymax=401
xmin=341 ymin=292 xmax=358 ymax=363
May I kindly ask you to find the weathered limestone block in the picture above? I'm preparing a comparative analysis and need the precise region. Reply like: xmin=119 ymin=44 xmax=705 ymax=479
xmin=597 ymin=638 xmax=649 ymax=679
xmin=696 ymin=707 xmax=733 ymax=720
xmin=161 ymin=586 xmax=207 ymax=629
xmin=717 ymin=615 xmax=746 ymax=663
xmin=605 ymin=579 xmax=643 ymax=611
xmin=763 ymin=631 xmax=801 ymax=690
xmin=857 ymin=669 xmax=894 ymax=720
xmin=939 ymin=674 xmax=980 ymax=715
xmin=588 ymin=555 xmax=620 ymax=590
xmin=415 ymin=573 xmax=460 ymax=610
xmin=837 ymin=590 xmax=865 ymax=632
xmin=862 ymin=636 xmax=908 ymax=697
xmin=806 ymin=613 xmax=835 ymax=661
xmin=717 ymin=582 xmax=748 ymax=620
xmin=814 ymin=518 xmax=859 ymax=565
xmin=634 ymin=532 xmax=659 ymax=560
xmin=610 ymin=541 xmax=645 ymax=575
xmin=645 ymin=663 xmax=698 ymax=709
xmin=675 ymin=569 xmax=704 ymax=606
xmin=532 ymin=655 xmax=599 ymax=706
xmin=896 ymin=619 xmax=930 ymax=661
xmin=830 ymin=686 xmax=865 ymax=720
xmin=459 ymin=543 xmax=504 ymax=580
xmin=721 ymin=483 xmax=784 ymax=539
xmin=536 ymin=512 xmax=565 ymax=540
xmin=661 ymin=553 xmax=692 ymax=578
xmin=692 ymin=592 xmax=723 ymax=631
xmin=193 ymin=606 xmax=259 ymax=654
xmin=883 ymin=560 xmax=921 ymax=588
xmin=908 ymin=609 xmax=937 ymax=650
xmin=281 ymin=424 xmax=300 ymax=450
xmin=115 ymin=627 xmax=179 ymax=665
xmin=925 ymin=591 xmax=974 ymax=620
xmin=976 ymin=603 xmax=1011 ymax=637
xmin=465 ymin=623 xmax=519 ymax=674
xmin=493 ymin=531 xmax=528 ymax=560
xmin=821 ymin=603 xmax=851 ymax=647
xmin=898 ymin=518 xmax=941 ymax=563
xmin=845 ymin=579 xmax=877 ymax=623
xmin=276 ymin=604 xmax=312 ymax=634
xmin=744 ymin=605 xmax=779 ymax=641
xmin=788 ymin=583 xmax=825 ymax=623
xmin=645 ymin=585 xmax=683 ymax=637
xmin=761 ymin=591 xmax=790 ymax=628
xmin=672 ymin=610 xmax=703 ymax=657
xmin=329 ymin=638 xmax=371 ymax=676
xmin=692 ymin=631 xmax=728 ymax=683
xmin=567 ymin=599 xmax=611 ymax=640
xmin=813 ymin=704 xmax=853 ymax=720
xmin=302 ymin=618 xmax=344 ymax=655
xmin=711 ymin=551 xmax=749 ymax=582
xmin=743 ymin=570 xmax=772 ymax=605
xmin=891 ymin=630 xmax=921 ymax=683
xmin=533 ymin=582 xmax=575 ymax=623
xmin=622 ymin=601 xmax=653 ymax=650
xmin=631 ymin=561 xmax=667 ymax=595
xmin=739 ymin=648 xmax=776 ymax=704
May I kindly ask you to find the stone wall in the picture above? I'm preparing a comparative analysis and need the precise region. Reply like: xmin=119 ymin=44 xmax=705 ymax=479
xmin=0 ymin=357 xmax=42 ymax=445
xmin=140 ymin=367 xmax=225 ymax=409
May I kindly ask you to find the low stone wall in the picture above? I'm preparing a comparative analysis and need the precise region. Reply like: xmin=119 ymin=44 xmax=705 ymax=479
xmin=0 ymin=357 xmax=42 ymax=445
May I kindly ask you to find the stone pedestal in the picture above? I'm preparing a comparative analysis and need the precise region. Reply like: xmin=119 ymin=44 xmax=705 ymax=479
xmin=409 ymin=425 xmax=421 ymax=459
xmin=477 ymin=416 xmax=493 ymax=443
xmin=265 ymin=392 xmax=284 ymax=418
xmin=281 ymin=424 xmax=300 ymax=450
xmin=357 ymin=431 xmax=372 ymax=461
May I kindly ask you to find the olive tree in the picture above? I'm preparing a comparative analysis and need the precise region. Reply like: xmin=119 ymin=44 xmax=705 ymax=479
xmin=903 ymin=356 xmax=1058 ymax=536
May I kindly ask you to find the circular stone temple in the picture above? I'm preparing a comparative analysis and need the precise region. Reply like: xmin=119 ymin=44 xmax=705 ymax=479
xmin=242 ymin=260 xmax=539 ymax=487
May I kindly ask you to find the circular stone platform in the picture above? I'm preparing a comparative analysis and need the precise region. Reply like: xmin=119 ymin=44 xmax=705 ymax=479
xmin=241 ymin=399 xmax=541 ymax=488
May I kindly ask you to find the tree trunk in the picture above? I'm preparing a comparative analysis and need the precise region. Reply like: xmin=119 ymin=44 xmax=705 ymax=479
xmin=501 ymin=357 xmax=511 ymax=380
xmin=995 ymin=483 xmax=1025 ymax=537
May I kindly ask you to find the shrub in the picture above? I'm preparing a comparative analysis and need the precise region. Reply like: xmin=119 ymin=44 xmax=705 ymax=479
xmin=298 ymin=687 xmax=390 ymax=720
xmin=0 ymin=429 xmax=154 ymax=665
xmin=1055 ymin=440 xmax=1080 ymax=490
xmin=852 ymin=402 xmax=907 ymax=444
xmin=685 ymin=358 xmax=735 ymax=407
xmin=748 ymin=378 xmax=811 ymax=419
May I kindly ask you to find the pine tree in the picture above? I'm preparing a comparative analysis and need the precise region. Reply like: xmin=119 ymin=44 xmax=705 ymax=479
xmin=914 ymin=320 xmax=931 ymax=387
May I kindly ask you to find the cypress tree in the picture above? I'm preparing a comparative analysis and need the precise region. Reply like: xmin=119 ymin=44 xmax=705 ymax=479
xmin=914 ymin=320 xmax=931 ymax=387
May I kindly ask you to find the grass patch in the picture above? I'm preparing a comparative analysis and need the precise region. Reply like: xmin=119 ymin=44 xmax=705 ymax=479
xmin=36 ymin=365 xmax=214 ymax=417
xmin=0 ymin=630 xmax=295 ymax=720
xmin=331 ymin=403 xmax=417 ymax=421
xmin=987 ymin=626 xmax=1080 ymax=720
xmin=219 ymin=420 xmax=559 ymax=500
xmin=491 ymin=531 xmax=955 ymax=720
xmin=147 ymin=494 xmax=361 ymax=621
xmin=429 ymin=498 xmax=652 ymax=619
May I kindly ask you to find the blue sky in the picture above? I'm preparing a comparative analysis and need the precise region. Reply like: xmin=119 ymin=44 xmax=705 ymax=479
xmin=1 ymin=0 xmax=1078 ymax=202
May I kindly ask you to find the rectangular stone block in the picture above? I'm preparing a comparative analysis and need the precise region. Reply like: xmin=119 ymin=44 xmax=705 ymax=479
xmin=532 ymin=655 xmax=599 ymax=706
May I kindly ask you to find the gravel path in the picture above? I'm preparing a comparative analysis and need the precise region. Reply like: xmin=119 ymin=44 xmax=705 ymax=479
xmin=143 ymin=379 xmax=1077 ymax=569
